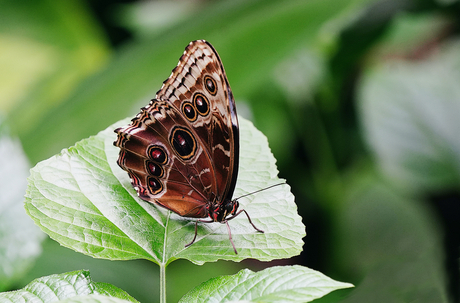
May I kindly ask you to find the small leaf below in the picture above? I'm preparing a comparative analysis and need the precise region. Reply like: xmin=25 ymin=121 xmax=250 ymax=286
xmin=58 ymin=295 xmax=135 ymax=303
xmin=0 ymin=270 xmax=137 ymax=303
xmin=179 ymin=265 xmax=353 ymax=303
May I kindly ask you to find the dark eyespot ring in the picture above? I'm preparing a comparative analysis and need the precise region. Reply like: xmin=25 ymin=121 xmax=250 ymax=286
xmin=193 ymin=93 xmax=210 ymax=116
xmin=204 ymin=75 xmax=217 ymax=96
xmin=146 ymin=161 xmax=163 ymax=177
xmin=181 ymin=101 xmax=197 ymax=122
xmin=170 ymin=126 xmax=196 ymax=160
xmin=147 ymin=176 xmax=163 ymax=195
xmin=148 ymin=145 xmax=168 ymax=164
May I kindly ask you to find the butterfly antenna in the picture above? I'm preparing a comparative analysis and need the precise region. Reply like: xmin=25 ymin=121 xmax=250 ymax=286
xmin=233 ymin=182 xmax=285 ymax=201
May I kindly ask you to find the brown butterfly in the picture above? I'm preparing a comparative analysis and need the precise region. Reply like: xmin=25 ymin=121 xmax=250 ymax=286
xmin=113 ymin=40 xmax=264 ymax=254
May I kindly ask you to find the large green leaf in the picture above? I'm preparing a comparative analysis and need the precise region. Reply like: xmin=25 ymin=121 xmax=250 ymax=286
xmin=179 ymin=265 xmax=353 ymax=303
xmin=0 ymin=270 xmax=137 ymax=303
xmin=24 ymin=117 xmax=305 ymax=265
xmin=0 ymin=122 xmax=45 ymax=291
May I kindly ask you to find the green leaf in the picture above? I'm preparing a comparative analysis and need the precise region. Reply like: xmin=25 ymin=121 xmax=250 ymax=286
xmin=0 ymin=270 xmax=138 ymax=303
xmin=25 ymin=117 xmax=305 ymax=265
xmin=358 ymin=39 xmax=460 ymax=192
xmin=0 ymin=123 xmax=45 ymax=291
xmin=179 ymin=265 xmax=353 ymax=303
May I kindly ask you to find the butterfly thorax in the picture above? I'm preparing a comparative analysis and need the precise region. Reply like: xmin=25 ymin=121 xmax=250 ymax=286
xmin=207 ymin=199 xmax=239 ymax=222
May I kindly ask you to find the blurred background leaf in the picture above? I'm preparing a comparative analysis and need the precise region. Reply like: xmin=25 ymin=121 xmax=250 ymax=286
xmin=1 ymin=0 xmax=460 ymax=302
xmin=359 ymin=39 xmax=460 ymax=192
xmin=0 ymin=0 xmax=110 ymax=136
xmin=0 ymin=120 xmax=45 ymax=291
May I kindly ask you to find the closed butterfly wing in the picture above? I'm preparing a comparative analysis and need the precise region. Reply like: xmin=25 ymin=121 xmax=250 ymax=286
xmin=114 ymin=40 xmax=239 ymax=219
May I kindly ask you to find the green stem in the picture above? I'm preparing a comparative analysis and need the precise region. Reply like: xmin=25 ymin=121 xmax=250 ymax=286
xmin=160 ymin=264 xmax=166 ymax=303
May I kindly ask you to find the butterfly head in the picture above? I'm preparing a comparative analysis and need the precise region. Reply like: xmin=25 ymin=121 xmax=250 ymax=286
xmin=208 ymin=198 xmax=239 ymax=222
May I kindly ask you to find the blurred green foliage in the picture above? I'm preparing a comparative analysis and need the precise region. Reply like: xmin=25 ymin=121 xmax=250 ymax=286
xmin=1 ymin=0 xmax=460 ymax=302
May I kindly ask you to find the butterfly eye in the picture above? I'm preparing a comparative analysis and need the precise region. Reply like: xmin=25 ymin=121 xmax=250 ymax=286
xmin=193 ymin=93 xmax=210 ymax=116
xmin=182 ymin=101 xmax=197 ymax=121
xmin=170 ymin=127 xmax=196 ymax=160
xmin=147 ymin=177 xmax=163 ymax=195
xmin=224 ymin=202 xmax=234 ymax=213
xmin=204 ymin=75 xmax=217 ymax=95
xmin=148 ymin=146 xmax=167 ymax=164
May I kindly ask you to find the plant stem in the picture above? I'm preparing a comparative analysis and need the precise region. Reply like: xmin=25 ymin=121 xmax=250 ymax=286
xmin=160 ymin=264 xmax=166 ymax=303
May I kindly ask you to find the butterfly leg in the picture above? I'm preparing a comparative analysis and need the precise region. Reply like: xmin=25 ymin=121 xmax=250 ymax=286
xmin=225 ymin=220 xmax=238 ymax=254
xmin=228 ymin=209 xmax=264 ymax=233
xmin=185 ymin=219 xmax=239 ymax=254
xmin=185 ymin=220 xmax=200 ymax=248
xmin=185 ymin=219 xmax=213 ymax=248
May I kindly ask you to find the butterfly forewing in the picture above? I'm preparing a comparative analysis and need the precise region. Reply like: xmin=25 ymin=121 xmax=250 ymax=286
xmin=157 ymin=41 xmax=239 ymax=201
xmin=114 ymin=40 xmax=238 ymax=219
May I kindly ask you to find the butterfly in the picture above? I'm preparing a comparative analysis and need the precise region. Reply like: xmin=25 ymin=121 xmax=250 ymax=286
xmin=113 ymin=40 xmax=264 ymax=254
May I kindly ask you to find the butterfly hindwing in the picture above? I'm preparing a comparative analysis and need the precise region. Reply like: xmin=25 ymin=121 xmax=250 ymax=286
xmin=115 ymin=100 xmax=213 ymax=217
